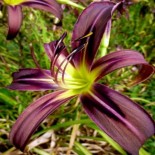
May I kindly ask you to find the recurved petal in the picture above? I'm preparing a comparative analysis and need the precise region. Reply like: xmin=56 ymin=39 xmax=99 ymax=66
xmin=7 ymin=5 xmax=23 ymax=40
xmin=71 ymin=1 xmax=122 ymax=67
xmin=80 ymin=83 xmax=155 ymax=155
xmin=7 ymin=69 xmax=58 ymax=91
xmin=92 ymin=50 xmax=154 ymax=85
xmin=21 ymin=0 xmax=62 ymax=19
xmin=10 ymin=90 xmax=74 ymax=151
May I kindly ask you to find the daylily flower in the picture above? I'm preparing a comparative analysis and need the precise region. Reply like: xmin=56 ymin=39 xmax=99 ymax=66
xmin=0 ymin=0 xmax=62 ymax=40
xmin=8 ymin=1 xmax=155 ymax=154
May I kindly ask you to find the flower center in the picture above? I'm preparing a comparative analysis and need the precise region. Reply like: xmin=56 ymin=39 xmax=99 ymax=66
xmin=3 ymin=0 xmax=25 ymax=5
xmin=59 ymin=64 xmax=97 ymax=95
xmin=52 ymin=32 xmax=97 ymax=96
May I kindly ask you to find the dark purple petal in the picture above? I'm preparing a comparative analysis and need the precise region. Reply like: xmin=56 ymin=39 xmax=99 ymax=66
xmin=7 ymin=5 xmax=23 ymax=40
xmin=22 ymin=0 xmax=62 ymax=19
xmin=92 ymin=50 xmax=154 ymax=85
xmin=10 ymin=90 xmax=74 ymax=151
xmin=7 ymin=69 xmax=58 ymax=91
xmin=71 ymin=1 xmax=122 ymax=67
xmin=80 ymin=83 xmax=155 ymax=155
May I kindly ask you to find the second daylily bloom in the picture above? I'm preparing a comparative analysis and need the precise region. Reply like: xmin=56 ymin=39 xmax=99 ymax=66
xmin=8 ymin=1 xmax=155 ymax=154
xmin=0 ymin=0 xmax=62 ymax=39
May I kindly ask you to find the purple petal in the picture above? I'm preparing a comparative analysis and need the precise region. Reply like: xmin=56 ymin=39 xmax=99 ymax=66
xmin=7 ymin=5 xmax=23 ymax=40
xmin=80 ymin=83 xmax=155 ymax=155
xmin=92 ymin=50 xmax=154 ymax=85
xmin=71 ymin=1 xmax=122 ymax=67
xmin=10 ymin=90 xmax=74 ymax=151
xmin=22 ymin=0 xmax=62 ymax=19
xmin=7 ymin=69 xmax=58 ymax=91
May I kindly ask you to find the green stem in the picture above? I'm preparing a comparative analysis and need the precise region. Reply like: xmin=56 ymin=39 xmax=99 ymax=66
xmin=57 ymin=0 xmax=85 ymax=10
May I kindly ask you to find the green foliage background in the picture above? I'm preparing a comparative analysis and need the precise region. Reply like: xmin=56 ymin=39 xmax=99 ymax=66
xmin=0 ymin=0 xmax=155 ymax=154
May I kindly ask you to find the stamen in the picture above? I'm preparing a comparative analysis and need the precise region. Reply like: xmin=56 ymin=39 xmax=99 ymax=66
xmin=73 ymin=32 xmax=93 ymax=69
xmin=55 ymin=44 xmax=86 ymax=84
xmin=50 ymin=32 xmax=67 ymax=77
xmin=54 ymin=32 xmax=67 ymax=56
xmin=50 ymin=44 xmax=65 ymax=76
xmin=52 ymin=32 xmax=92 ymax=86
xmin=61 ymin=56 xmax=72 ymax=83
xmin=53 ymin=31 xmax=92 ymax=77
xmin=74 ymin=32 xmax=93 ymax=41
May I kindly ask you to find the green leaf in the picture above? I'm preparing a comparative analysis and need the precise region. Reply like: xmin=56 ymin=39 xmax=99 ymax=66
xmin=74 ymin=141 xmax=92 ymax=155
xmin=32 ymin=148 xmax=50 ymax=155
xmin=0 ymin=89 xmax=17 ymax=106
xmin=139 ymin=148 xmax=150 ymax=155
